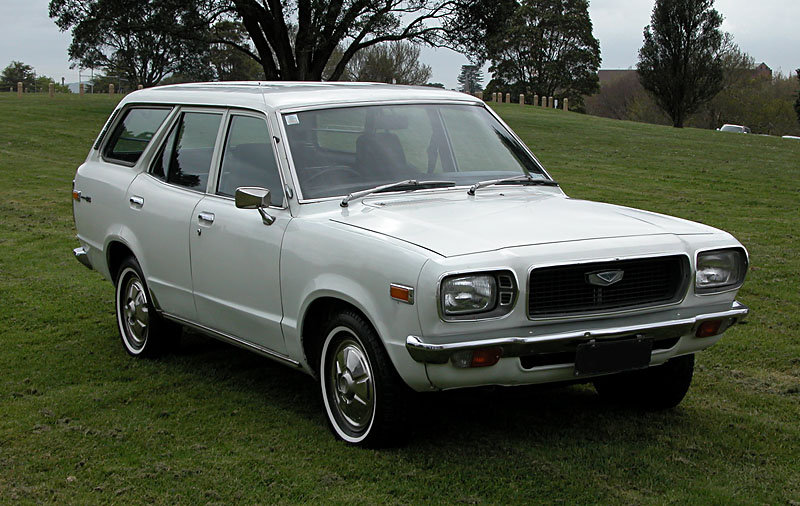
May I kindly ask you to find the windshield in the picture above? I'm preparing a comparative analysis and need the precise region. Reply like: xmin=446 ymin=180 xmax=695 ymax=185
xmin=282 ymin=103 xmax=548 ymax=200
xmin=720 ymin=125 xmax=743 ymax=133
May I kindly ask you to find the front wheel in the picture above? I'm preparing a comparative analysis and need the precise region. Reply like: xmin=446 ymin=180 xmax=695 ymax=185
xmin=593 ymin=354 xmax=695 ymax=410
xmin=319 ymin=311 xmax=407 ymax=446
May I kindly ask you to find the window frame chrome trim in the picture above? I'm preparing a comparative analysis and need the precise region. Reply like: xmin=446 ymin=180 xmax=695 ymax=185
xmin=526 ymin=251 xmax=692 ymax=322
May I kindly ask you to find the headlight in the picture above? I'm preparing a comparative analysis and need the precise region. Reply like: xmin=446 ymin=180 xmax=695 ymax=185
xmin=695 ymin=248 xmax=747 ymax=294
xmin=440 ymin=271 xmax=517 ymax=320
xmin=442 ymin=275 xmax=497 ymax=315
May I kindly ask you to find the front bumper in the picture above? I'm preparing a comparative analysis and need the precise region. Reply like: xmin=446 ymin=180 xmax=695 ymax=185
xmin=406 ymin=301 xmax=749 ymax=364
xmin=73 ymin=246 xmax=93 ymax=270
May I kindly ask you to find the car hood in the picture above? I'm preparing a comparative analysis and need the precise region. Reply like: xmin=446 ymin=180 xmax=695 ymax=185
xmin=329 ymin=190 xmax=718 ymax=257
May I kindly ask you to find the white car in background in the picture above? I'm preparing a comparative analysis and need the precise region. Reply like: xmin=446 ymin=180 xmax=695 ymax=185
xmin=72 ymin=82 xmax=749 ymax=446
xmin=718 ymin=124 xmax=751 ymax=134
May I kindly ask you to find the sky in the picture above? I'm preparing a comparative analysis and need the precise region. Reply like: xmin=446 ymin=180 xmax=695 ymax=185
xmin=1 ymin=0 xmax=798 ymax=88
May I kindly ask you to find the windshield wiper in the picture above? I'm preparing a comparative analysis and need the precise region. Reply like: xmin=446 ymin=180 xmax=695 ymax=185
xmin=341 ymin=179 xmax=456 ymax=207
xmin=467 ymin=174 xmax=559 ymax=196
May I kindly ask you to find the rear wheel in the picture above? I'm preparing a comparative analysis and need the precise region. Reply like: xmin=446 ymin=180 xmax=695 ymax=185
xmin=593 ymin=354 xmax=695 ymax=409
xmin=319 ymin=311 xmax=407 ymax=446
xmin=115 ymin=257 xmax=178 ymax=357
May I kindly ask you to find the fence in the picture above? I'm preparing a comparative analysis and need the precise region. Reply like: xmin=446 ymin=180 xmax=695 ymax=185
xmin=10 ymin=82 xmax=146 ymax=97
xmin=477 ymin=91 xmax=570 ymax=112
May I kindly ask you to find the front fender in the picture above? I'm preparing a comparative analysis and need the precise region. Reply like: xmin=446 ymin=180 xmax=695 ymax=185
xmin=279 ymin=219 xmax=434 ymax=391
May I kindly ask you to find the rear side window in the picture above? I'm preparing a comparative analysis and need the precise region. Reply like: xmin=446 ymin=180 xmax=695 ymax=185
xmin=103 ymin=107 xmax=171 ymax=164
xmin=151 ymin=111 xmax=222 ymax=191
xmin=217 ymin=115 xmax=284 ymax=206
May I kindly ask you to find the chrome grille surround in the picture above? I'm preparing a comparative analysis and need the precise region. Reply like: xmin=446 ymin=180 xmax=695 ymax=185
xmin=527 ymin=254 xmax=691 ymax=320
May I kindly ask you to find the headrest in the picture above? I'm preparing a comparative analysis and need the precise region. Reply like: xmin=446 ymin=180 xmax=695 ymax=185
xmin=373 ymin=113 xmax=408 ymax=131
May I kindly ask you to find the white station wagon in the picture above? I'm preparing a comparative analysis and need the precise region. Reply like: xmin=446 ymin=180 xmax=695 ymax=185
xmin=72 ymin=82 xmax=749 ymax=445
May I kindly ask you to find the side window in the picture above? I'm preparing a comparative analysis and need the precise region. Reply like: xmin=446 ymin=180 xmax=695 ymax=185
xmin=150 ymin=111 xmax=222 ymax=191
xmin=217 ymin=115 xmax=284 ymax=207
xmin=103 ymin=107 xmax=170 ymax=164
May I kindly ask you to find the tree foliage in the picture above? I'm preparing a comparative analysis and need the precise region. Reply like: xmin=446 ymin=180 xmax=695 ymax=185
xmin=51 ymin=0 xmax=458 ymax=83
xmin=795 ymin=69 xmax=800 ymax=126
xmin=637 ymin=0 xmax=725 ymax=127
xmin=450 ymin=0 xmax=600 ymax=110
xmin=343 ymin=41 xmax=432 ymax=85
xmin=49 ymin=0 xmax=211 ymax=87
xmin=1 ymin=61 xmax=36 ymax=89
xmin=217 ymin=0 xmax=456 ymax=81
xmin=457 ymin=64 xmax=483 ymax=94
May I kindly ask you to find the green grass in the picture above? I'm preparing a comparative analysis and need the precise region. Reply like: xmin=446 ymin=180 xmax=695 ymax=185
xmin=1 ymin=94 xmax=798 ymax=504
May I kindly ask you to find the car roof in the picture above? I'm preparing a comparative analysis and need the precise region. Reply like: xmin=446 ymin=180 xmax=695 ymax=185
xmin=118 ymin=81 xmax=481 ymax=111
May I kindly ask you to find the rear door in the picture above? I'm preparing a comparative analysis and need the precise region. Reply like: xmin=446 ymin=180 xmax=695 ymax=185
xmin=189 ymin=111 xmax=290 ymax=354
xmin=125 ymin=108 xmax=224 ymax=320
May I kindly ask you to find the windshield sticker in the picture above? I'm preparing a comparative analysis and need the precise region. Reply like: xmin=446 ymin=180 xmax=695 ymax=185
xmin=285 ymin=114 xmax=299 ymax=125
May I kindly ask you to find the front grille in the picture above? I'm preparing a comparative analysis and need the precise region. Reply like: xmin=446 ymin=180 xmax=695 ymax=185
xmin=528 ymin=255 xmax=688 ymax=318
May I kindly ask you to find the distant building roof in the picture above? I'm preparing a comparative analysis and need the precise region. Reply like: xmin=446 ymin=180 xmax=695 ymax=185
xmin=753 ymin=63 xmax=772 ymax=78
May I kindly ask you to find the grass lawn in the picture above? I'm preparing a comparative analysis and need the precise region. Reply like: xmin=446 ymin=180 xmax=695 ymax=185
xmin=1 ymin=94 xmax=798 ymax=504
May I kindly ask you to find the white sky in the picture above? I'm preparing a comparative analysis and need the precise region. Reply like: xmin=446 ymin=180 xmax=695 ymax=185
xmin=1 ymin=0 xmax=798 ymax=88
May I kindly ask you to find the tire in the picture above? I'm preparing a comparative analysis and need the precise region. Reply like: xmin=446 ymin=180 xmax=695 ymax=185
xmin=593 ymin=354 xmax=695 ymax=410
xmin=115 ymin=256 xmax=179 ymax=357
xmin=319 ymin=310 xmax=407 ymax=447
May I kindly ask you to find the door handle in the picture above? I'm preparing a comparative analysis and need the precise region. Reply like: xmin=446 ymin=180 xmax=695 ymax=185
xmin=129 ymin=196 xmax=144 ymax=207
xmin=198 ymin=212 xmax=215 ymax=224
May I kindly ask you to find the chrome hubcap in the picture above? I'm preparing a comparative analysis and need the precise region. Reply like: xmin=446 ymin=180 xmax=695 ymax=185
xmin=329 ymin=339 xmax=374 ymax=430
xmin=122 ymin=276 xmax=148 ymax=348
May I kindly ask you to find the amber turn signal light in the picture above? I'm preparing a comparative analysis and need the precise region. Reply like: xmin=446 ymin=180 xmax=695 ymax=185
xmin=696 ymin=319 xmax=723 ymax=338
xmin=451 ymin=347 xmax=503 ymax=368
xmin=72 ymin=190 xmax=81 ymax=201
xmin=389 ymin=284 xmax=414 ymax=304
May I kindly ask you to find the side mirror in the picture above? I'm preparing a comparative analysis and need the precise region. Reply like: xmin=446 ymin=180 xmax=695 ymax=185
xmin=235 ymin=187 xmax=271 ymax=209
xmin=235 ymin=187 xmax=275 ymax=225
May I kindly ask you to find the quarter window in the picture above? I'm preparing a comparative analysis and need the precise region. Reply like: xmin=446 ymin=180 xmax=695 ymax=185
xmin=103 ymin=107 xmax=171 ymax=164
xmin=217 ymin=115 xmax=284 ymax=207
xmin=151 ymin=112 xmax=222 ymax=191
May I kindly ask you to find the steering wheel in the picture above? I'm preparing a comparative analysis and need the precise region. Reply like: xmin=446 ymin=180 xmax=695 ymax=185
xmin=303 ymin=166 xmax=361 ymax=186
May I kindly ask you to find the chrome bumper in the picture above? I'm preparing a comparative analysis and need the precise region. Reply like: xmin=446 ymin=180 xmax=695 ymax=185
xmin=406 ymin=301 xmax=749 ymax=364
xmin=73 ymin=246 xmax=93 ymax=270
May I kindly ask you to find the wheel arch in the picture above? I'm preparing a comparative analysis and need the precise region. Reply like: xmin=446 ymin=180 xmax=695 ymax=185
xmin=104 ymin=232 xmax=164 ymax=311
xmin=299 ymin=293 xmax=380 ymax=378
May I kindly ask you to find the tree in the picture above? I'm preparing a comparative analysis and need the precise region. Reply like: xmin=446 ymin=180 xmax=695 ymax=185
xmin=52 ymin=0 xmax=461 ymax=83
xmin=452 ymin=0 xmax=600 ymax=109
xmin=795 ymin=69 xmax=800 ymax=125
xmin=220 ymin=0 xmax=456 ymax=81
xmin=1 ymin=61 xmax=36 ymax=89
xmin=49 ymin=0 xmax=211 ymax=87
xmin=457 ymin=64 xmax=483 ymax=94
xmin=637 ymin=0 xmax=725 ymax=128
xmin=343 ymin=41 xmax=431 ymax=85
xmin=207 ymin=21 xmax=265 ymax=81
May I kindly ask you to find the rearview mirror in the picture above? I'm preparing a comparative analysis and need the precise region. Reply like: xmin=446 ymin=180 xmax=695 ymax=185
xmin=235 ymin=187 xmax=275 ymax=225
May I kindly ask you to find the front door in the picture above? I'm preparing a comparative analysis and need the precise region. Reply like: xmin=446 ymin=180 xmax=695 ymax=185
xmin=189 ymin=112 xmax=290 ymax=354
